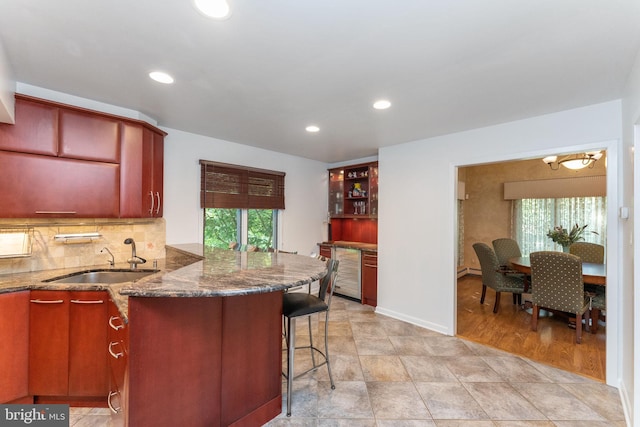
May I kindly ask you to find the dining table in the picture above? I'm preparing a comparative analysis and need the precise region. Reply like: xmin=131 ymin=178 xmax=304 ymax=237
xmin=509 ymin=256 xmax=606 ymax=286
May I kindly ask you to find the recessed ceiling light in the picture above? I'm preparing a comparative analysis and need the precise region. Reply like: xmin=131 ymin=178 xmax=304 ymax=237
xmin=373 ymin=99 xmax=391 ymax=110
xmin=305 ymin=125 xmax=320 ymax=133
xmin=194 ymin=0 xmax=232 ymax=19
xmin=149 ymin=71 xmax=174 ymax=84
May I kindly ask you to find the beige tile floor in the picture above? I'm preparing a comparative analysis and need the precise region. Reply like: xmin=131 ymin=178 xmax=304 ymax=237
xmin=70 ymin=297 xmax=627 ymax=427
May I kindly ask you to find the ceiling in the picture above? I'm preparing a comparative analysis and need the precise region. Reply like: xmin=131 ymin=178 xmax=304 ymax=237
xmin=1 ymin=1 xmax=639 ymax=163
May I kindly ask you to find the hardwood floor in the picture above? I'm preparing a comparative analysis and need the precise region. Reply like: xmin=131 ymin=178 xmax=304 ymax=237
xmin=456 ymin=275 xmax=606 ymax=381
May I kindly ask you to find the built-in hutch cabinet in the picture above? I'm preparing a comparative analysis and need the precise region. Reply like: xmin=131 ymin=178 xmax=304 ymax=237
xmin=0 ymin=94 xmax=166 ymax=218
xmin=328 ymin=161 xmax=378 ymax=219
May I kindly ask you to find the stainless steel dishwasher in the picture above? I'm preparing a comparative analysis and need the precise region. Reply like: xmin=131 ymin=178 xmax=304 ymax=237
xmin=334 ymin=247 xmax=361 ymax=300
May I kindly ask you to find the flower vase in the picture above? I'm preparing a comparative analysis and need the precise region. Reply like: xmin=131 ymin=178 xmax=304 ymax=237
xmin=562 ymin=246 xmax=570 ymax=253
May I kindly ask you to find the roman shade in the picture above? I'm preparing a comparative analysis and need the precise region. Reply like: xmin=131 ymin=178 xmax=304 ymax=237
xmin=503 ymin=175 xmax=606 ymax=200
xmin=200 ymin=160 xmax=285 ymax=209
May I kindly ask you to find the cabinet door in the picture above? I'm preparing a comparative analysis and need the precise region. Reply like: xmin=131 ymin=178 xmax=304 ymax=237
xmin=0 ymin=291 xmax=30 ymax=403
xmin=119 ymin=124 xmax=164 ymax=218
xmin=68 ymin=291 xmax=109 ymax=397
xmin=29 ymin=291 xmax=69 ymax=396
xmin=59 ymin=109 xmax=120 ymax=163
xmin=0 ymin=97 xmax=58 ymax=156
xmin=361 ymin=251 xmax=378 ymax=307
xmin=328 ymin=168 xmax=344 ymax=217
xmin=150 ymin=130 xmax=164 ymax=217
xmin=0 ymin=151 xmax=120 ymax=218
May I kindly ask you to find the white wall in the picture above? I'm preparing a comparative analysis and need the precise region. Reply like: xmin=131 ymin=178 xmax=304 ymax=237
xmin=0 ymin=40 xmax=15 ymax=124
xmin=376 ymin=101 xmax=623 ymax=384
xmin=622 ymin=47 xmax=640 ymax=427
xmin=162 ymin=128 xmax=328 ymax=256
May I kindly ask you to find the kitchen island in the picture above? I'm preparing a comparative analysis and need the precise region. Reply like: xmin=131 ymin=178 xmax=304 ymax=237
xmin=119 ymin=245 xmax=328 ymax=427
xmin=0 ymin=244 xmax=328 ymax=427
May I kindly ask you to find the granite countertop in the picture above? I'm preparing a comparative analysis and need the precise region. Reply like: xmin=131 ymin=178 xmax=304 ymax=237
xmin=321 ymin=240 xmax=378 ymax=252
xmin=0 ymin=244 xmax=328 ymax=321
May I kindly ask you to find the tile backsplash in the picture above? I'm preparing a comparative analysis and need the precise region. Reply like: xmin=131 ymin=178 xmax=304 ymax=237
xmin=0 ymin=218 xmax=166 ymax=275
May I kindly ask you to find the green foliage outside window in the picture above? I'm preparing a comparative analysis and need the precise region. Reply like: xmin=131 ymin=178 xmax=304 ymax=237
xmin=204 ymin=208 xmax=238 ymax=249
xmin=204 ymin=208 xmax=276 ymax=250
xmin=248 ymin=209 xmax=274 ymax=249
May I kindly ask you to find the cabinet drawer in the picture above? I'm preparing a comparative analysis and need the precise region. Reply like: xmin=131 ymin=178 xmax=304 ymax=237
xmin=362 ymin=252 xmax=378 ymax=267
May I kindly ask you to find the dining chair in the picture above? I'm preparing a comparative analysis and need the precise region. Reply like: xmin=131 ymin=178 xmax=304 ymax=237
xmin=569 ymin=242 xmax=604 ymax=264
xmin=282 ymin=258 xmax=339 ymax=416
xmin=586 ymin=287 xmax=606 ymax=334
xmin=530 ymin=251 xmax=591 ymax=344
xmin=491 ymin=238 xmax=522 ymax=270
xmin=472 ymin=243 xmax=526 ymax=313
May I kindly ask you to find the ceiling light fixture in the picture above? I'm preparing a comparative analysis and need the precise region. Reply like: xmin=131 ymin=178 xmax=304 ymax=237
xmin=149 ymin=71 xmax=174 ymax=84
xmin=373 ymin=99 xmax=391 ymax=110
xmin=193 ymin=0 xmax=232 ymax=19
xmin=542 ymin=151 xmax=603 ymax=170
xmin=305 ymin=125 xmax=320 ymax=133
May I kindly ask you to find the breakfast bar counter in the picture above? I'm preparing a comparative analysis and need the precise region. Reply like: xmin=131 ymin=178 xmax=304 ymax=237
xmin=122 ymin=244 xmax=327 ymax=427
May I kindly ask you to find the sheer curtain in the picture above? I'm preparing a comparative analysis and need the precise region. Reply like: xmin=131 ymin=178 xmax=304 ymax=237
xmin=514 ymin=197 xmax=607 ymax=255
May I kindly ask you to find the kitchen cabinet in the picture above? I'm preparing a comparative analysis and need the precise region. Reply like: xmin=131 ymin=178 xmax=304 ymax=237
xmin=29 ymin=290 xmax=70 ymax=396
xmin=58 ymin=108 xmax=120 ymax=163
xmin=328 ymin=168 xmax=344 ymax=217
xmin=0 ymin=96 xmax=58 ymax=156
xmin=0 ymin=94 xmax=165 ymax=218
xmin=361 ymin=251 xmax=378 ymax=307
xmin=0 ymin=291 xmax=30 ymax=403
xmin=120 ymin=124 xmax=165 ymax=218
xmin=319 ymin=244 xmax=333 ymax=259
xmin=29 ymin=290 xmax=109 ymax=402
xmin=0 ymin=151 xmax=120 ymax=218
xmin=107 ymin=300 xmax=128 ymax=426
xmin=328 ymin=161 xmax=378 ymax=219
xmin=68 ymin=291 xmax=109 ymax=397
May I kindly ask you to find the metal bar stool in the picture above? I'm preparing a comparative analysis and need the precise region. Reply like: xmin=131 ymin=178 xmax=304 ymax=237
xmin=282 ymin=258 xmax=339 ymax=416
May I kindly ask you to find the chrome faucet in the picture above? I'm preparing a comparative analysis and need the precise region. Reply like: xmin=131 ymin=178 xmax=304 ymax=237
xmin=100 ymin=247 xmax=115 ymax=267
xmin=124 ymin=238 xmax=146 ymax=269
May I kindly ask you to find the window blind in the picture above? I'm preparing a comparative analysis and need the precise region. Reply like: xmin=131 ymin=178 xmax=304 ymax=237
xmin=200 ymin=160 xmax=285 ymax=209
xmin=503 ymin=175 xmax=605 ymax=200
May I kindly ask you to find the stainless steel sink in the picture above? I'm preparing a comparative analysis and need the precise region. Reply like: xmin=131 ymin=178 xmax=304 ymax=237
xmin=44 ymin=269 xmax=159 ymax=284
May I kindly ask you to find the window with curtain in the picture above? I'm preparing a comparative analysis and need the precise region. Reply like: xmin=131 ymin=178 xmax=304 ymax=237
xmin=200 ymin=160 xmax=285 ymax=250
xmin=513 ymin=197 xmax=607 ymax=255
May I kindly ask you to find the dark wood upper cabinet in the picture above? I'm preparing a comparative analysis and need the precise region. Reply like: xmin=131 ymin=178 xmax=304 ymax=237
xmin=0 ymin=151 xmax=120 ymax=218
xmin=59 ymin=109 xmax=120 ymax=163
xmin=0 ymin=97 xmax=58 ymax=156
xmin=120 ymin=124 xmax=165 ymax=218
xmin=0 ymin=94 xmax=166 ymax=218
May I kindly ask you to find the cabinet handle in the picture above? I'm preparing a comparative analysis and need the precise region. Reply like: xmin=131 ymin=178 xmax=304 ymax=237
xmin=35 ymin=211 xmax=77 ymax=215
xmin=155 ymin=191 xmax=161 ymax=214
xmin=148 ymin=191 xmax=155 ymax=215
xmin=109 ymin=341 xmax=124 ymax=359
xmin=30 ymin=299 xmax=64 ymax=304
xmin=109 ymin=316 xmax=125 ymax=330
xmin=364 ymin=264 xmax=378 ymax=268
xmin=71 ymin=299 xmax=104 ymax=304
xmin=107 ymin=391 xmax=121 ymax=414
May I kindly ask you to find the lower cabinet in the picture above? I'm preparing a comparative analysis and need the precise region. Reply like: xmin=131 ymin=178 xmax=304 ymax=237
xmin=107 ymin=300 xmax=128 ymax=426
xmin=361 ymin=251 xmax=378 ymax=307
xmin=0 ymin=291 xmax=30 ymax=403
xmin=29 ymin=290 xmax=109 ymax=403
